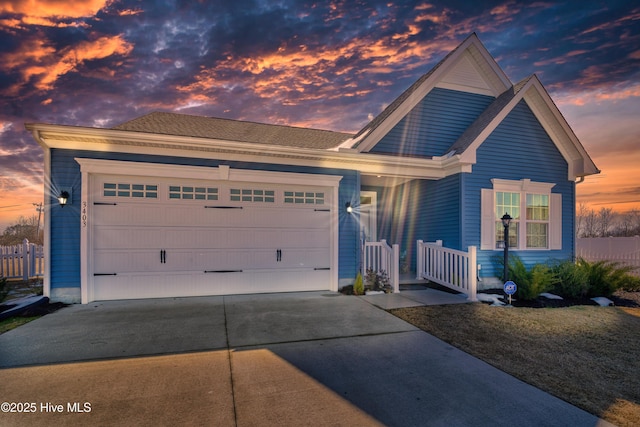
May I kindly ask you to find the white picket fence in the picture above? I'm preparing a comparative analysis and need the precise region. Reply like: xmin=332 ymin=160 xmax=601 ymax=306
xmin=0 ymin=239 xmax=45 ymax=280
xmin=362 ymin=240 xmax=400 ymax=293
xmin=576 ymin=237 xmax=640 ymax=276
xmin=416 ymin=240 xmax=477 ymax=301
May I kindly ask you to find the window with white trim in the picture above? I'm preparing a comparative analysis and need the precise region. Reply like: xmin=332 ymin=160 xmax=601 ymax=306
xmin=481 ymin=179 xmax=561 ymax=251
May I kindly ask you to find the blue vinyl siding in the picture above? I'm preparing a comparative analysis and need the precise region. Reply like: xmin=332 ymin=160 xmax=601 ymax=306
xmin=48 ymin=149 xmax=360 ymax=291
xmin=422 ymin=175 xmax=462 ymax=250
xmin=364 ymin=175 xmax=461 ymax=273
xmin=462 ymin=100 xmax=574 ymax=280
xmin=49 ymin=151 xmax=82 ymax=291
xmin=370 ymin=88 xmax=495 ymax=157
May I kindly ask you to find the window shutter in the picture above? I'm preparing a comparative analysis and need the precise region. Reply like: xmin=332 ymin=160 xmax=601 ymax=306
xmin=550 ymin=193 xmax=562 ymax=250
xmin=481 ymin=189 xmax=495 ymax=250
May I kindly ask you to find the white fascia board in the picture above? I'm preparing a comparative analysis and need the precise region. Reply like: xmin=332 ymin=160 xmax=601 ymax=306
xmin=75 ymin=157 xmax=343 ymax=187
xmin=355 ymin=35 xmax=511 ymax=154
xmin=456 ymin=77 xmax=600 ymax=181
xmin=30 ymin=123 xmax=461 ymax=180
xmin=521 ymin=77 xmax=600 ymax=179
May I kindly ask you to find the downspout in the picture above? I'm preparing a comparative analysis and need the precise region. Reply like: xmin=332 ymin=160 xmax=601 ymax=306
xmin=573 ymin=175 xmax=585 ymax=258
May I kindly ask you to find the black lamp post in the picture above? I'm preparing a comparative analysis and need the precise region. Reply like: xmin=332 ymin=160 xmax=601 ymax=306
xmin=501 ymin=213 xmax=512 ymax=284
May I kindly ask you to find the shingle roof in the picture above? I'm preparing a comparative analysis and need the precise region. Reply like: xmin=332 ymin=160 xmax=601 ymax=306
xmin=113 ymin=111 xmax=354 ymax=150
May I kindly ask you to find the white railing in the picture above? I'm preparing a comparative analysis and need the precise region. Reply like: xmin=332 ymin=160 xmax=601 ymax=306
xmin=576 ymin=237 xmax=640 ymax=276
xmin=416 ymin=240 xmax=477 ymax=301
xmin=0 ymin=239 xmax=45 ymax=280
xmin=362 ymin=240 xmax=400 ymax=293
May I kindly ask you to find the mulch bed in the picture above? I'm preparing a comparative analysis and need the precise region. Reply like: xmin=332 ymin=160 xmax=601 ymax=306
xmin=479 ymin=288 xmax=640 ymax=308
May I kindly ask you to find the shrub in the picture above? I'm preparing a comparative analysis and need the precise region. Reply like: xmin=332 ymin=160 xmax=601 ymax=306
xmin=579 ymin=258 xmax=636 ymax=298
xmin=353 ymin=272 xmax=364 ymax=295
xmin=365 ymin=268 xmax=391 ymax=293
xmin=623 ymin=275 xmax=640 ymax=292
xmin=552 ymin=259 xmax=590 ymax=299
xmin=0 ymin=276 xmax=10 ymax=303
xmin=494 ymin=255 xmax=557 ymax=301
xmin=551 ymin=258 xmax=639 ymax=298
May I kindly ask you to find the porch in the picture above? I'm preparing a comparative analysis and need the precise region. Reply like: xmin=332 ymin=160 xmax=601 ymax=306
xmin=361 ymin=239 xmax=478 ymax=302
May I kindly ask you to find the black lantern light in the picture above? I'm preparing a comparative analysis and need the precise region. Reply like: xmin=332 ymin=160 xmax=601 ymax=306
xmin=58 ymin=190 xmax=70 ymax=207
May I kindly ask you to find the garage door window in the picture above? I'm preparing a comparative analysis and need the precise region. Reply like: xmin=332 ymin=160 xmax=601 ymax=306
xmin=103 ymin=183 xmax=157 ymax=198
xmin=230 ymin=188 xmax=275 ymax=203
xmin=170 ymin=186 xmax=218 ymax=200
xmin=284 ymin=191 xmax=324 ymax=205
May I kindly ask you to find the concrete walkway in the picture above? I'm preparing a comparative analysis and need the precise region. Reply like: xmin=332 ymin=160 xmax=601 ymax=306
xmin=0 ymin=291 xmax=612 ymax=426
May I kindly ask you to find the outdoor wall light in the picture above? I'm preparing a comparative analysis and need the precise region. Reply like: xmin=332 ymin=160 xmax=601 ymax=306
xmin=345 ymin=202 xmax=353 ymax=213
xmin=58 ymin=189 xmax=71 ymax=207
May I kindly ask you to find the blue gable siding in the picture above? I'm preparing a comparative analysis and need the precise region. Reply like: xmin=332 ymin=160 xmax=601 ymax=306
xmin=462 ymin=100 xmax=574 ymax=281
xmin=370 ymin=88 xmax=495 ymax=157
xmin=48 ymin=149 xmax=360 ymax=292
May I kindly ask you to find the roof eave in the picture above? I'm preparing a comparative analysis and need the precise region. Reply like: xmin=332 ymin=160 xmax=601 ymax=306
xmin=26 ymin=123 xmax=466 ymax=180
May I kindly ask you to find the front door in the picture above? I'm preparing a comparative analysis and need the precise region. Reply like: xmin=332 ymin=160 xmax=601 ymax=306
xmin=360 ymin=191 xmax=377 ymax=242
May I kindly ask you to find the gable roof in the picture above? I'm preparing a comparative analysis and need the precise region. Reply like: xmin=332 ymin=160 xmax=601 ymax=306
xmin=339 ymin=33 xmax=512 ymax=152
xmin=337 ymin=33 xmax=598 ymax=179
xmin=451 ymin=75 xmax=599 ymax=179
xmin=114 ymin=111 xmax=353 ymax=150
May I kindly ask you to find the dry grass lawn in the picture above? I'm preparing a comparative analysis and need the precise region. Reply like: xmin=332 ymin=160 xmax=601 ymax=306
xmin=390 ymin=303 xmax=640 ymax=427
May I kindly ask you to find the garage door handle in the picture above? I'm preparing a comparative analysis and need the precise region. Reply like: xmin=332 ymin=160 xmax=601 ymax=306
xmin=205 ymin=270 xmax=243 ymax=273
xmin=94 ymin=273 xmax=117 ymax=276
xmin=314 ymin=267 xmax=330 ymax=270
xmin=276 ymin=249 xmax=282 ymax=262
xmin=160 ymin=250 xmax=166 ymax=264
xmin=205 ymin=206 xmax=243 ymax=209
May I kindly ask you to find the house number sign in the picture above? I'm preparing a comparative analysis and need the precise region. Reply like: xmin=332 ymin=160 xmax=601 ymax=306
xmin=82 ymin=201 xmax=88 ymax=228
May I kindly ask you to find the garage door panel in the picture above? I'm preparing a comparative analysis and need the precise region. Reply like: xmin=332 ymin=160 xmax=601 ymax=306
xmin=91 ymin=174 xmax=334 ymax=300
xmin=278 ymin=230 xmax=329 ymax=248
xmin=94 ymin=227 xmax=165 ymax=249
xmin=279 ymin=249 xmax=330 ymax=268
xmin=192 ymin=229 xmax=229 ymax=249
xmin=93 ymin=205 xmax=129 ymax=225
xmin=196 ymin=250 xmax=252 ymax=271
xmin=249 ymin=208 xmax=330 ymax=229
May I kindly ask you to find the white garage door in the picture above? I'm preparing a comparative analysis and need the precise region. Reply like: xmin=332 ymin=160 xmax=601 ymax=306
xmin=88 ymin=172 xmax=335 ymax=301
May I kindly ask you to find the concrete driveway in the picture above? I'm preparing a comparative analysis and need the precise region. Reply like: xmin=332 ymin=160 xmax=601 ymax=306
xmin=0 ymin=291 xmax=611 ymax=426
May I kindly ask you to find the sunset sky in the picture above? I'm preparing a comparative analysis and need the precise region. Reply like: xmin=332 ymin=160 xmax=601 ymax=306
xmin=1 ymin=0 xmax=639 ymax=231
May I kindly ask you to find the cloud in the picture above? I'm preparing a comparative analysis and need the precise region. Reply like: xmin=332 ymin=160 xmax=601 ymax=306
xmin=0 ymin=0 xmax=109 ymax=18
xmin=0 ymin=0 xmax=109 ymax=28
xmin=1 ymin=33 xmax=134 ymax=96
xmin=1 ymin=0 xmax=639 ymax=221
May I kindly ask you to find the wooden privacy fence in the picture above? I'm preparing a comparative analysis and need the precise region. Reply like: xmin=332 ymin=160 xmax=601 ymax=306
xmin=362 ymin=240 xmax=400 ymax=293
xmin=0 ymin=239 xmax=45 ymax=280
xmin=416 ymin=240 xmax=477 ymax=301
xmin=576 ymin=237 xmax=640 ymax=276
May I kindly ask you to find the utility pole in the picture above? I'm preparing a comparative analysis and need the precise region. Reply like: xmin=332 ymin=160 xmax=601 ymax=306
xmin=33 ymin=202 xmax=43 ymax=243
